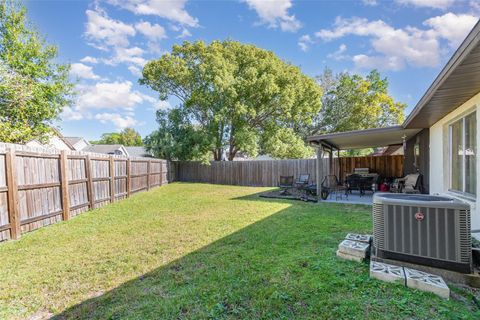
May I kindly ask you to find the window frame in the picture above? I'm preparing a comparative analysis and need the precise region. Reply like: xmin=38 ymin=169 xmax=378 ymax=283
xmin=448 ymin=110 xmax=476 ymax=198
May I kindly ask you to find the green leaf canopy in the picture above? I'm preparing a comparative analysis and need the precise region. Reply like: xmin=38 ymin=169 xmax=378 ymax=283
xmin=141 ymin=40 xmax=322 ymax=161
xmin=0 ymin=1 xmax=73 ymax=143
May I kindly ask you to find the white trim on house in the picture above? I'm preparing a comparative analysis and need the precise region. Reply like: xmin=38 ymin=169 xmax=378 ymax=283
xmin=430 ymin=93 xmax=480 ymax=231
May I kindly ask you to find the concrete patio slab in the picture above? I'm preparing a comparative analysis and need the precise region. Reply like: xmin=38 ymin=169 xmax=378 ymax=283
xmin=336 ymin=250 xmax=364 ymax=262
xmin=346 ymin=233 xmax=372 ymax=243
xmin=404 ymin=268 xmax=450 ymax=299
xmin=370 ymin=261 xmax=405 ymax=284
xmin=322 ymin=193 xmax=373 ymax=205
xmin=338 ymin=240 xmax=370 ymax=258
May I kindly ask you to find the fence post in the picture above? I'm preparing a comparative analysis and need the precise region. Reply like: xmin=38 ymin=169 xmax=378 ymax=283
xmin=146 ymin=160 xmax=151 ymax=190
xmin=126 ymin=158 xmax=131 ymax=197
xmin=109 ymin=156 xmax=115 ymax=203
xmin=5 ymin=149 xmax=20 ymax=240
xmin=85 ymin=155 xmax=94 ymax=209
xmin=60 ymin=151 xmax=70 ymax=221
xmin=159 ymin=160 xmax=163 ymax=186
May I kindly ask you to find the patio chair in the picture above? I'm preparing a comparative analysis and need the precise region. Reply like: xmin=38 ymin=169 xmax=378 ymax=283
xmin=321 ymin=175 xmax=348 ymax=200
xmin=278 ymin=175 xmax=294 ymax=195
xmin=295 ymin=174 xmax=310 ymax=188
xmin=391 ymin=173 xmax=422 ymax=193
xmin=295 ymin=174 xmax=310 ymax=201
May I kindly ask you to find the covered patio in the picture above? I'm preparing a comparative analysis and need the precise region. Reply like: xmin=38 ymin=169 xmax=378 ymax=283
xmin=307 ymin=126 xmax=423 ymax=203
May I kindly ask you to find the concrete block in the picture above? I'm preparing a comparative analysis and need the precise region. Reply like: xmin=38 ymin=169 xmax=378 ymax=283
xmin=336 ymin=250 xmax=364 ymax=262
xmin=404 ymin=268 xmax=450 ymax=299
xmin=338 ymin=240 xmax=369 ymax=258
xmin=369 ymin=261 xmax=405 ymax=284
xmin=346 ymin=233 xmax=372 ymax=244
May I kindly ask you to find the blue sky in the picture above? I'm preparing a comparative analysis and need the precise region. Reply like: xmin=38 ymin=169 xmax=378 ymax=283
xmin=25 ymin=0 xmax=479 ymax=141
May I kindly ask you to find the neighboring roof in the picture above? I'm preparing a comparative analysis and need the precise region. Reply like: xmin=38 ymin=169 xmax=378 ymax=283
xmin=307 ymin=126 xmax=421 ymax=149
xmin=64 ymin=137 xmax=85 ymax=146
xmin=404 ymin=20 xmax=480 ymax=128
xmin=84 ymin=144 xmax=126 ymax=154
xmin=50 ymin=128 xmax=75 ymax=150
xmin=381 ymin=145 xmax=403 ymax=156
xmin=370 ymin=145 xmax=403 ymax=156
xmin=124 ymin=146 xmax=152 ymax=157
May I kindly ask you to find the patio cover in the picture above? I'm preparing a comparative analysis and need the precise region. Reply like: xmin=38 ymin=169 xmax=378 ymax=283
xmin=307 ymin=126 xmax=421 ymax=150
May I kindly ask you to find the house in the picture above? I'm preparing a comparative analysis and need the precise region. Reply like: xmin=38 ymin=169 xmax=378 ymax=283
xmin=63 ymin=136 xmax=91 ymax=151
xmin=26 ymin=129 xmax=75 ymax=151
xmin=83 ymin=144 xmax=129 ymax=156
xmin=124 ymin=146 xmax=152 ymax=158
xmin=307 ymin=20 xmax=480 ymax=232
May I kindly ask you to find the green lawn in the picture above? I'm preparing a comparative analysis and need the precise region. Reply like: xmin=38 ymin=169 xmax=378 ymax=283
xmin=0 ymin=183 xmax=477 ymax=319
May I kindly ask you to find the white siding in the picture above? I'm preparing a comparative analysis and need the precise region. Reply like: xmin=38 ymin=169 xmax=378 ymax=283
xmin=26 ymin=136 xmax=72 ymax=151
xmin=73 ymin=139 xmax=89 ymax=151
xmin=430 ymin=91 xmax=480 ymax=232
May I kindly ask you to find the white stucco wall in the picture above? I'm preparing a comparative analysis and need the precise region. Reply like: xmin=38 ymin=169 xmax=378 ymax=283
xmin=429 ymin=91 xmax=480 ymax=233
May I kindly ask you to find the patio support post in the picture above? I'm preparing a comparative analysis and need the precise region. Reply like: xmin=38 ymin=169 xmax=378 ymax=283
xmin=316 ymin=147 xmax=324 ymax=200
xmin=329 ymin=148 xmax=333 ymax=176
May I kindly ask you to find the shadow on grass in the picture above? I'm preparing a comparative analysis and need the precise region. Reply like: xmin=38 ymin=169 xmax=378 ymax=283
xmin=52 ymin=191 xmax=476 ymax=319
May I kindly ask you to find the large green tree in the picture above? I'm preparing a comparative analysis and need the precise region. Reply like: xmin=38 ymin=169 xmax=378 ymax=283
xmin=143 ymin=110 xmax=211 ymax=161
xmin=314 ymin=68 xmax=405 ymax=134
xmin=141 ymin=40 xmax=322 ymax=161
xmin=92 ymin=128 xmax=143 ymax=146
xmin=0 ymin=1 xmax=73 ymax=143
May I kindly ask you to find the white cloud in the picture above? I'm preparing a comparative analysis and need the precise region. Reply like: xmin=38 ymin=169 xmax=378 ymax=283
xmin=152 ymin=100 xmax=171 ymax=110
xmin=106 ymin=0 xmax=199 ymax=27
xmin=95 ymin=113 xmax=139 ymax=130
xmin=104 ymin=46 xmax=147 ymax=67
xmin=142 ymin=95 xmax=171 ymax=110
xmin=395 ymin=0 xmax=455 ymax=10
xmin=298 ymin=34 xmax=313 ymax=51
xmin=85 ymin=9 xmax=136 ymax=50
xmin=135 ymin=21 xmax=167 ymax=41
xmin=70 ymin=63 xmax=100 ymax=80
xmin=471 ymin=1 xmax=480 ymax=15
xmin=352 ymin=55 xmax=405 ymax=71
xmin=328 ymin=44 xmax=348 ymax=61
xmin=424 ymin=13 xmax=478 ymax=47
xmin=176 ymin=28 xmax=192 ymax=38
xmin=76 ymin=80 xmax=147 ymax=111
xmin=244 ymin=0 xmax=302 ymax=32
xmin=362 ymin=0 xmax=378 ymax=6
xmin=315 ymin=13 xmax=477 ymax=70
xmin=80 ymin=56 xmax=99 ymax=64
xmin=128 ymin=65 xmax=142 ymax=77
xmin=61 ymin=106 xmax=84 ymax=121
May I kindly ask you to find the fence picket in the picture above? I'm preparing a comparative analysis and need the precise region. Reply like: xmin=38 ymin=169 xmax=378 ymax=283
xmin=60 ymin=151 xmax=70 ymax=221
xmin=172 ymin=155 xmax=403 ymax=187
xmin=5 ymin=149 xmax=20 ymax=240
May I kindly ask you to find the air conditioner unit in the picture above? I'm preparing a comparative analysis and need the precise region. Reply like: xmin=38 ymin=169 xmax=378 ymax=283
xmin=372 ymin=193 xmax=471 ymax=273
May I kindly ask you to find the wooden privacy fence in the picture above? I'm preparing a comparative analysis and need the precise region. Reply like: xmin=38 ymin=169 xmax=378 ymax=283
xmin=172 ymin=155 xmax=404 ymax=187
xmin=0 ymin=143 xmax=168 ymax=242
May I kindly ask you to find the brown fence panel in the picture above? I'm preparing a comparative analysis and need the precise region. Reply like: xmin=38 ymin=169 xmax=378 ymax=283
xmin=0 ymin=143 xmax=169 ymax=243
xmin=173 ymin=155 xmax=403 ymax=187
xmin=0 ymin=152 xmax=9 ymax=241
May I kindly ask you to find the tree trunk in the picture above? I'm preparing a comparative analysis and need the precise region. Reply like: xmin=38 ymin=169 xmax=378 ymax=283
xmin=213 ymin=148 xmax=223 ymax=161
xmin=228 ymin=147 xmax=237 ymax=161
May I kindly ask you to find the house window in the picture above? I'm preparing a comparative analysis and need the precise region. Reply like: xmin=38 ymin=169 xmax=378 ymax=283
xmin=449 ymin=111 xmax=476 ymax=195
